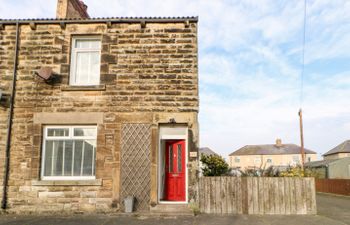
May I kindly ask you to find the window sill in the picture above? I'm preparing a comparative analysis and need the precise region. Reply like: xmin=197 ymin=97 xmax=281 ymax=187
xmin=32 ymin=179 xmax=102 ymax=186
xmin=61 ymin=85 xmax=106 ymax=91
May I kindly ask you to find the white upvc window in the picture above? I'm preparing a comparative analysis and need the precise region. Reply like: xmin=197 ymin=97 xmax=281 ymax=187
xmin=41 ymin=126 xmax=97 ymax=180
xmin=70 ymin=37 xmax=101 ymax=85
xmin=234 ymin=157 xmax=240 ymax=163
xmin=254 ymin=157 xmax=261 ymax=164
xmin=266 ymin=158 xmax=272 ymax=163
xmin=292 ymin=155 xmax=300 ymax=164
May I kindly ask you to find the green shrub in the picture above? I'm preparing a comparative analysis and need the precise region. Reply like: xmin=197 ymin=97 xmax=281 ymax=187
xmin=200 ymin=154 xmax=229 ymax=176
xmin=240 ymin=166 xmax=280 ymax=177
xmin=280 ymin=166 xmax=319 ymax=177
xmin=239 ymin=165 xmax=318 ymax=178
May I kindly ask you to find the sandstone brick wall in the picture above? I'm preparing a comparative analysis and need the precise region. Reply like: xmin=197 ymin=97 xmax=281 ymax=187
xmin=0 ymin=24 xmax=16 ymax=199
xmin=0 ymin=20 xmax=198 ymax=213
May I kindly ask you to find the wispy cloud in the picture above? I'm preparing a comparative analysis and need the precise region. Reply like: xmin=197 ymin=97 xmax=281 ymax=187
xmin=1 ymin=0 xmax=349 ymax=158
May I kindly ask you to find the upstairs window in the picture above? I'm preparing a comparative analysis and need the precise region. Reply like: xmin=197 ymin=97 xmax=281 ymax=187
xmin=234 ymin=157 xmax=240 ymax=163
xmin=42 ymin=126 xmax=97 ymax=180
xmin=266 ymin=158 xmax=272 ymax=163
xmin=70 ymin=37 xmax=101 ymax=85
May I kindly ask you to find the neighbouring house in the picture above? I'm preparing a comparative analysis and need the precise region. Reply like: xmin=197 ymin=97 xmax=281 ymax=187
xmin=0 ymin=0 xmax=199 ymax=213
xmin=228 ymin=139 xmax=317 ymax=170
xmin=199 ymin=147 xmax=218 ymax=157
xmin=322 ymin=140 xmax=350 ymax=160
xmin=305 ymin=157 xmax=350 ymax=179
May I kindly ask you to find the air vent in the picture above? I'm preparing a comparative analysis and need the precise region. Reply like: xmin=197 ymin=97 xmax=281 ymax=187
xmin=0 ymin=89 xmax=10 ymax=107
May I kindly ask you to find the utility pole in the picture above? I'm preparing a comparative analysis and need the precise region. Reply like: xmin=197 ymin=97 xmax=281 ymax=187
xmin=299 ymin=109 xmax=305 ymax=170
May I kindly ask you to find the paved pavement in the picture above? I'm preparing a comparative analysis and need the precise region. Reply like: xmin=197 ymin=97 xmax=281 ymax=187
xmin=317 ymin=192 xmax=350 ymax=224
xmin=0 ymin=214 xmax=346 ymax=225
xmin=0 ymin=193 xmax=348 ymax=225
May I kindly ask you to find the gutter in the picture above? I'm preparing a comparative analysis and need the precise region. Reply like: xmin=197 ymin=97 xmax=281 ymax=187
xmin=1 ymin=22 xmax=19 ymax=210
xmin=0 ymin=17 xmax=198 ymax=26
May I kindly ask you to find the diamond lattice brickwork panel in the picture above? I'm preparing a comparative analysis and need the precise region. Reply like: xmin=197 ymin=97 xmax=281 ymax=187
xmin=121 ymin=123 xmax=151 ymax=211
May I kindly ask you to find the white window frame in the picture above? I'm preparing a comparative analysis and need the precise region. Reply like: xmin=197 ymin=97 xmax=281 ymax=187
xmin=234 ymin=157 xmax=240 ymax=163
xmin=292 ymin=155 xmax=300 ymax=163
xmin=254 ymin=157 xmax=261 ymax=164
xmin=41 ymin=125 xmax=97 ymax=181
xmin=266 ymin=158 xmax=272 ymax=163
xmin=70 ymin=36 xmax=101 ymax=86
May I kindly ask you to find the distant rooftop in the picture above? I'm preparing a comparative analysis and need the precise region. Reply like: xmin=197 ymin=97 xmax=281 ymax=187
xmin=305 ymin=157 xmax=350 ymax=168
xmin=229 ymin=139 xmax=316 ymax=156
xmin=199 ymin=147 xmax=218 ymax=156
xmin=323 ymin=140 xmax=350 ymax=156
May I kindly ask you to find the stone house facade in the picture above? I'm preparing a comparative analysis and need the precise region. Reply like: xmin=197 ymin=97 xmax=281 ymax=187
xmin=0 ymin=0 xmax=199 ymax=213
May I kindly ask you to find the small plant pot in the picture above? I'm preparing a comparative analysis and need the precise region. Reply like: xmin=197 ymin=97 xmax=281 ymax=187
xmin=124 ymin=196 xmax=135 ymax=213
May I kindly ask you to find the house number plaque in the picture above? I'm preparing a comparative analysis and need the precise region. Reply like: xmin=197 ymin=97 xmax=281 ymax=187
xmin=189 ymin=151 xmax=197 ymax=157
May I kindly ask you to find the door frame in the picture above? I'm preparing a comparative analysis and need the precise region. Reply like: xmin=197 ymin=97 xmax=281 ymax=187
xmin=158 ymin=127 xmax=188 ymax=204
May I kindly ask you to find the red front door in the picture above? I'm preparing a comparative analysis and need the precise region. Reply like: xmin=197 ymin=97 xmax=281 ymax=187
xmin=164 ymin=140 xmax=186 ymax=201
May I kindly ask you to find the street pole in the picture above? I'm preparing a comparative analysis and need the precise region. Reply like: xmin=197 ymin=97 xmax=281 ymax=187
xmin=299 ymin=109 xmax=305 ymax=170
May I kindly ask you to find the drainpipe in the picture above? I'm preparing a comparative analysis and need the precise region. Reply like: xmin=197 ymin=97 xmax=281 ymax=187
xmin=1 ymin=22 xmax=19 ymax=210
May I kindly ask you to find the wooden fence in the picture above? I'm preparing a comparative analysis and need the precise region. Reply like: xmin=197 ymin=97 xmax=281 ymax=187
xmin=199 ymin=177 xmax=316 ymax=215
xmin=316 ymin=179 xmax=350 ymax=196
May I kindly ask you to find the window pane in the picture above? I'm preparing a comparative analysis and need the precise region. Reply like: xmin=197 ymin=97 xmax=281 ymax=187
xmin=74 ymin=128 xmax=96 ymax=137
xmin=177 ymin=144 xmax=182 ymax=172
xmin=74 ymin=51 xmax=100 ymax=85
xmin=75 ymin=52 xmax=90 ymax=84
xmin=44 ymin=140 xmax=53 ymax=176
xmin=73 ymin=140 xmax=83 ymax=176
xmin=293 ymin=156 xmax=300 ymax=163
xmin=89 ymin=52 xmax=100 ymax=84
xmin=63 ymin=140 xmax=73 ymax=176
xmin=90 ymin=40 xmax=101 ymax=48
xmin=75 ymin=39 xmax=100 ymax=49
xmin=51 ymin=141 xmax=64 ymax=176
xmin=169 ymin=145 xmax=173 ymax=173
xmin=82 ymin=140 xmax=95 ymax=176
xmin=93 ymin=146 xmax=96 ymax=174
xmin=47 ymin=128 xmax=69 ymax=137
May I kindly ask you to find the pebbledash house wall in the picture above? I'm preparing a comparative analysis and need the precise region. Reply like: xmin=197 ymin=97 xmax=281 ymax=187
xmin=0 ymin=18 xmax=199 ymax=213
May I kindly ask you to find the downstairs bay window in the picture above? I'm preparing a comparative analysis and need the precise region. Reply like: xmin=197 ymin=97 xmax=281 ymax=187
xmin=41 ymin=126 xmax=97 ymax=180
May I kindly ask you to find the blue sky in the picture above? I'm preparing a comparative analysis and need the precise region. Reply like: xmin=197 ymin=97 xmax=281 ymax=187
xmin=1 ymin=0 xmax=349 ymax=158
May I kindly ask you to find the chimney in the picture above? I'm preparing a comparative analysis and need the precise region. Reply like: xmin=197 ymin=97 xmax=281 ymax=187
xmin=275 ymin=138 xmax=282 ymax=147
xmin=56 ymin=0 xmax=90 ymax=19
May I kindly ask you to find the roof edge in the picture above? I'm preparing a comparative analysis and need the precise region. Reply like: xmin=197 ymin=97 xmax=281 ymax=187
xmin=323 ymin=151 xmax=350 ymax=156
xmin=0 ymin=16 xmax=198 ymax=25
xmin=229 ymin=152 xmax=317 ymax=156
xmin=229 ymin=143 xmax=317 ymax=156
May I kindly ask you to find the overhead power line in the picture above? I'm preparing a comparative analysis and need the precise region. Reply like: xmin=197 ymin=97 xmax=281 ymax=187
xmin=299 ymin=0 xmax=307 ymax=170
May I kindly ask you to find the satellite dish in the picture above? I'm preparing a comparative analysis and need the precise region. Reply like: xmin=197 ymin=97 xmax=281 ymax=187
xmin=35 ymin=67 xmax=60 ymax=84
